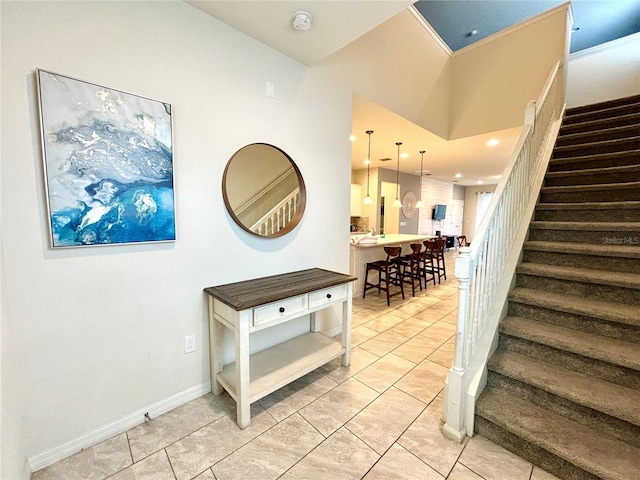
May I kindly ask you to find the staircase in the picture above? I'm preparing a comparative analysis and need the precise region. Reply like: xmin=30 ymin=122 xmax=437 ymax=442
xmin=474 ymin=95 xmax=640 ymax=480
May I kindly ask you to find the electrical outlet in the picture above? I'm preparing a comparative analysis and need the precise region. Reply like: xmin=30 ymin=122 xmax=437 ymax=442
xmin=184 ymin=335 xmax=196 ymax=354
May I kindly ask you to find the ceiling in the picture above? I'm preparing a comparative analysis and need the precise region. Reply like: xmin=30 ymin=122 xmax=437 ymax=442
xmin=415 ymin=0 xmax=640 ymax=54
xmin=187 ymin=1 xmax=640 ymax=186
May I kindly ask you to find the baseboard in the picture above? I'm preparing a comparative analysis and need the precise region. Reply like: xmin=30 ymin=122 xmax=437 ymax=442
xmin=28 ymin=382 xmax=211 ymax=472
xmin=22 ymin=457 xmax=32 ymax=480
xmin=324 ymin=325 xmax=343 ymax=338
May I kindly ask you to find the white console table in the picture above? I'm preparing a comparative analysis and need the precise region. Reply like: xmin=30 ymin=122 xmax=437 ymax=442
xmin=204 ymin=268 xmax=356 ymax=429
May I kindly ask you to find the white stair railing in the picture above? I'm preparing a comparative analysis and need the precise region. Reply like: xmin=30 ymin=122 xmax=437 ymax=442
xmin=443 ymin=61 xmax=566 ymax=442
xmin=251 ymin=188 xmax=300 ymax=236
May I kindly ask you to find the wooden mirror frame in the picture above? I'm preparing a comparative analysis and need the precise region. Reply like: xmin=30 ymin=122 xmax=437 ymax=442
xmin=222 ymin=143 xmax=306 ymax=238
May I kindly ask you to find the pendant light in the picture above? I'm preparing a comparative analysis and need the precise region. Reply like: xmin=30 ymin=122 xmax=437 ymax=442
xmin=392 ymin=142 xmax=402 ymax=208
xmin=363 ymin=130 xmax=373 ymax=205
xmin=415 ymin=150 xmax=425 ymax=208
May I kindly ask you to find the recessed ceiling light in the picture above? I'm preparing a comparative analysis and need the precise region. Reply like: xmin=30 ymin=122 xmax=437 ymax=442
xmin=349 ymin=135 xmax=356 ymax=142
xmin=364 ymin=158 xmax=370 ymax=165
xmin=477 ymin=180 xmax=483 ymax=184
xmin=454 ymin=173 xmax=462 ymax=178
xmin=486 ymin=139 xmax=500 ymax=147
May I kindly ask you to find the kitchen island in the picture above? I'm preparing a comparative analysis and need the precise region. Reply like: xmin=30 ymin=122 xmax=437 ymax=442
xmin=349 ymin=234 xmax=437 ymax=298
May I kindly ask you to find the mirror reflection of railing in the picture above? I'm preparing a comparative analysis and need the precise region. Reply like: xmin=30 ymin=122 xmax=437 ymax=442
xmin=251 ymin=187 xmax=300 ymax=236
xmin=222 ymin=143 xmax=306 ymax=238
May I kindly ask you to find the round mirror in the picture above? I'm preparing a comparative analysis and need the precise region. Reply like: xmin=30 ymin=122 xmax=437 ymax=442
xmin=222 ymin=143 xmax=306 ymax=237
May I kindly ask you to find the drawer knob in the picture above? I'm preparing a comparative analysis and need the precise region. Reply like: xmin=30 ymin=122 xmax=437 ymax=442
xmin=279 ymin=307 xmax=285 ymax=313
xmin=326 ymin=293 xmax=332 ymax=299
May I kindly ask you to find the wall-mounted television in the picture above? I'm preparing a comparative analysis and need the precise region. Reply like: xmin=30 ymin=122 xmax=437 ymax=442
xmin=433 ymin=204 xmax=447 ymax=220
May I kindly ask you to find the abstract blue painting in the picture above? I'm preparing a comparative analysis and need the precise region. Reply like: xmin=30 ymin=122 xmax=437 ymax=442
xmin=37 ymin=70 xmax=175 ymax=247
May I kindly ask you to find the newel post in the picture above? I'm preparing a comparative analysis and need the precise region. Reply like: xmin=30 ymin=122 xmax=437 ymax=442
xmin=443 ymin=246 xmax=473 ymax=442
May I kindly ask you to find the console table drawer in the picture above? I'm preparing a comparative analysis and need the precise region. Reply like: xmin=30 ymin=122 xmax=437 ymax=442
xmin=309 ymin=284 xmax=348 ymax=309
xmin=253 ymin=295 xmax=307 ymax=327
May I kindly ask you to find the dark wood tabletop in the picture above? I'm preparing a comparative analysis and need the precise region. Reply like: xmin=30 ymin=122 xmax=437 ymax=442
xmin=204 ymin=268 xmax=357 ymax=311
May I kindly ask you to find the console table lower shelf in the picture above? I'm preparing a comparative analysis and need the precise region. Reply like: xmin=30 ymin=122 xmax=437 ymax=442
xmin=204 ymin=268 xmax=356 ymax=428
xmin=217 ymin=332 xmax=344 ymax=404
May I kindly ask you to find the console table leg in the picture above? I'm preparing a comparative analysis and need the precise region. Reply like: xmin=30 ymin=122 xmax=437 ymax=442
xmin=341 ymin=284 xmax=353 ymax=367
xmin=235 ymin=311 xmax=251 ymax=429
xmin=208 ymin=297 xmax=224 ymax=396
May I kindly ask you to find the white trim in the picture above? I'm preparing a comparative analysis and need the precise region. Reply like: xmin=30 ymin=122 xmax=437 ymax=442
xmin=451 ymin=3 xmax=571 ymax=57
xmin=569 ymin=31 xmax=640 ymax=60
xmin=28 ymin=382 xmax=211 ymax=472
xmin=407 ymin=5 xmax=452 ymax=56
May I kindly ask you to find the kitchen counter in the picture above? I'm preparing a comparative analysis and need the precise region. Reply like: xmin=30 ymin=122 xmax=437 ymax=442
xmin=349 ymin=234 xmax=437 ymax=297
xmin=351 ymin=233 xmax=436 ymax=248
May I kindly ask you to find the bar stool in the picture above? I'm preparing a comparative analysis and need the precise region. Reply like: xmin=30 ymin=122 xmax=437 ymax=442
xmin=457 ymin=235 xmax=468 ymax=248
xmin=363 ymin=246 xmax=405 ymax=306
xmin=400 ymin=243 xmax=424 ymax=297
xmin=422 ymin=239 xmax=438 ymax=286
xmin=432 ymin=237 xmax=447 ymax=283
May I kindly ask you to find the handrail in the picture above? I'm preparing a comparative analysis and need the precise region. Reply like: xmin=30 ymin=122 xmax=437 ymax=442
xmin=251 ymin=187 xmax=299 ymax=236
xmin=235 ymin=169 xmax=297 ymax=216
xmin=442 ymin=60 xmax=565 ymax=442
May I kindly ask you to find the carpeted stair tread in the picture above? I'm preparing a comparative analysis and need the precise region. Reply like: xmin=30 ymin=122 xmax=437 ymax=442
xmin=488 ymin=349 xmax=640 ymax=425
xmin=541 ymin=181 xmax=640 ymax=193
xmin=552 ymin=136 xmax=640 ymax=158
xmin=530 ymin=220 xmax=640 ymax=232
xmin=548 ymin=149 xmax=640 ymax=171
xmin=517 ymin=262 xmax=640 ymax=290
xmin=550 ymin=149 xmax=640 ymax=164
xmin=545 ymin=164 xmax=640 ymax=180
xmin=523 ymin=241 xmax=640 ymax=259
xmin=509 ymin=287 xmax=640 ymax=328
xmin=556 ymin=124 xmax=640 ymax=146
xmin=535 ymin=201 xmax=640 ymax=211
xmin=560 ymin=112 xmax=640 ymax=135
xmin=500 ymin=316 xmax=640 ymax=371
xmin=565 ymin=95 xmax=640 ymax=116
xmin=476 ymin=388 xmax=640 ymax=480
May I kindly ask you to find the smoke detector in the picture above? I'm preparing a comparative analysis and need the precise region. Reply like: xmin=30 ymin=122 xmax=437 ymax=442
xmin=292 ymin=11 xmax=312 ymax=31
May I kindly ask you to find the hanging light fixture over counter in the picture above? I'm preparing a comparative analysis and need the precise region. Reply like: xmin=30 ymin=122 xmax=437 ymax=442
xmin=415 ymin=150 xmax=425 ymax=208
xmin=363 ymin=130 xmax=373 ymax=205
xmin=392 ymin=142 xmax=402 ymax=208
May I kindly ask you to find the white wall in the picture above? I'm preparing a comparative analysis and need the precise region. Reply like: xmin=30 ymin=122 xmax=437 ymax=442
xmin=1 ymin=1 xmax=352 ymax=476
xmin=449 ymin=6 xmax=568 ymax=140
xmin=462 ymin=184 xmax=498 ymax=243
xmin=417 ymin=178 xmax=455 ymax=236
xmin=566 ymin=33 xmax=640 ymax=108
xmin=322 ymin=8 xmax=452 ymax=139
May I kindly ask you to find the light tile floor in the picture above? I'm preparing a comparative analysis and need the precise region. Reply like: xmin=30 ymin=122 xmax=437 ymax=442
xmin=33 ymin=251 xmax=561 ymax=480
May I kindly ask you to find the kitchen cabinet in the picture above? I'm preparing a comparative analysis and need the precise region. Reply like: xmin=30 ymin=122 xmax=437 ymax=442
xmin=350 ymin=184 xmax=362 ymax=217
xmin=204 ymin=268 xmax=356 ymax=428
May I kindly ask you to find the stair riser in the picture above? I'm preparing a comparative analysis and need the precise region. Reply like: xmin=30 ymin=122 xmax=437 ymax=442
xmin=552 ymin=138 xmax=640 ymax=158
xmin=560 ymin=114 xmax=640 ymax=135
xmin=498 ymin=335 xmax=640 ymax=390
xmin=540 ymin=188 xmax=640 ymax=203
xmin=516 ymin=273 xmax=640 ymax=306
xmin=556 ymin=127 xmax=640 ymax=147
xmin=487 ymin=371 xmax=640 ymax=448
xmin=522 ymin=250 xmax=640 ymax=274
xmin=528 ymin=228 xmax=640 ymax=245
xmin=549 ymin=152 xmax=640 ymax=172
xmin=474 ymin=416 xmax=600 ymax=480
xmin=507 ymin=301 xmax=640 ymax=344
xmin=544 ymin=170 xmax=640 ymax=186
xmin=534 ymin=208 xmax=640 ymax=222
